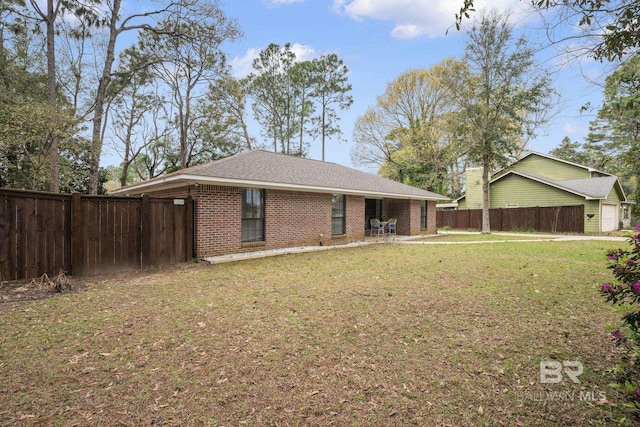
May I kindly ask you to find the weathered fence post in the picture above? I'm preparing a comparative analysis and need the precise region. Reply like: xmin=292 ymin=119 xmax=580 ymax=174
xmin=0 ymin=192 xmax=9 ymax=280
xmin=186 ymin=196 xmax=194 ymax=260
xmin=141 ymin=195 xmax=151 ymax=269
xmin=71 ymin=192 xmax=84 ymax=276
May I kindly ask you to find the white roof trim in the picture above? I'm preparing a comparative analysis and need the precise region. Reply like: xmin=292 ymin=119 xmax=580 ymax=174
xmin=495 ymin=151 xmax=614 ymax=177
xmin=114 ymin=174 xmax=448 ymax=201
xmin=491 ymin=171 xmax=602 ymax=200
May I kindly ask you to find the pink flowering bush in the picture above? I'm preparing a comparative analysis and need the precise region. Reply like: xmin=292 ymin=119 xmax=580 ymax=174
xmin=600 ymin=224 xmax=640 ymax=412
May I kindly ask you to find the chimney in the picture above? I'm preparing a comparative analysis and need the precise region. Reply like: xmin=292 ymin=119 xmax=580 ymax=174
xmin=465 ymin=167 xmax=484 ymax=209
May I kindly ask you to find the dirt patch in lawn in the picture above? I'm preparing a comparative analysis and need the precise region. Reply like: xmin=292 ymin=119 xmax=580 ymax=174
xmin=0 ymin=262 xmax=206 ymax=305
xmin=0 ymin=272 xmax=86 ymax=304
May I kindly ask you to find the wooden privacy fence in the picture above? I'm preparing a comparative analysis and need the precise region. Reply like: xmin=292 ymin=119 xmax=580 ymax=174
xmin=436 ymin=205 xmax=585 ymax=233
xmin=0 ymin=188 xmax=194 ymax=281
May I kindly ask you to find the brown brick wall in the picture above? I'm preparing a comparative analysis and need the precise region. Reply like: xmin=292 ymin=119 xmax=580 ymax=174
xmin=382 ymin=198 xmax=437 ymax=235
xmin=196 ymin=186 xmax=243 ymax=257
xmin=143 ymin=184 xmax=242 ymax=257
xmin=409 ymin=199 xmax=423 ymax=235
xmin=385 ymin=199 xmax=414 ymax=235
xmin=146 ymin=185 xmax=366 ymax=258
xmin=345 ymin=195 xmax=365 ymax=237
xmin=138 ymin=184 xmax=434 ymax=256
xmin=426 ymin=201 xmax=437 ymax=233
xmin=332 ymin=195 xmax=365 ymax=245
xmin=265 ymin=190 xmax=329 ymax=248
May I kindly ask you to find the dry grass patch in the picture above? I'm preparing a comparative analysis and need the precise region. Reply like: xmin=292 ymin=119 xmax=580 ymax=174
xmin=0 ymin=241 xmax=631 ymax=426
xmin=1 ymin=271 xmax=84 ymax=302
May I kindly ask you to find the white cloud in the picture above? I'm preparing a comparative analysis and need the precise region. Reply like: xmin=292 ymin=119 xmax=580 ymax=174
xmin=391 ymin=24 xmax=424 ymax=40
xmin=289 ymin=42 xmax=317 ymax=61
xmin=561 ymin=121 xmax=586 ymax=135
xmin=265 ymin=0 xmax=306 ymax=5
xmin=230 ymin=43 xmax=318 ymax=78
xmin=332 ymin=0 xmax=537 ymax=39
xmin=229 ymin=48 xmax=261 ymax=78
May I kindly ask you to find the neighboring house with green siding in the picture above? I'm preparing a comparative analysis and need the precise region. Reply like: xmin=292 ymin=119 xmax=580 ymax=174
xmin=455 ymin=152 xmax=631 ymax=233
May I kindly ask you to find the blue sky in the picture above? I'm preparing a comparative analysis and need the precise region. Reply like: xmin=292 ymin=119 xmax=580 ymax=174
xmin=103 ymin=0 xmax=610 ymax=171
xmin=216 ymin=0 xmax=613 ymax=171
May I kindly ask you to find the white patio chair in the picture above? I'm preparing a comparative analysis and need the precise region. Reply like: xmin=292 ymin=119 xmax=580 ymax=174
xmin=370 ymin=218 xmax=384 ymax=236
xmin=386 ymin=218 xmax=397 ymax=235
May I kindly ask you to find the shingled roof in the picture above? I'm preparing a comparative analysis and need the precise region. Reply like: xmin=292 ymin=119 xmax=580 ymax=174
xmin=114 ymin=150 xmax=449 ymax=200
xmin=493 ymin=170 xmax=622 ymax=200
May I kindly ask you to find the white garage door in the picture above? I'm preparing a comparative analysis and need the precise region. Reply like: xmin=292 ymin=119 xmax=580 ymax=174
xmin=602 ymin=204 xmax=618 ymax=232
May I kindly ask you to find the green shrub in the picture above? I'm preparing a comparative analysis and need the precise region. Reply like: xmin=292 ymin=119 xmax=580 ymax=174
xmin=600 ymin=224 xmax=640 ymax=417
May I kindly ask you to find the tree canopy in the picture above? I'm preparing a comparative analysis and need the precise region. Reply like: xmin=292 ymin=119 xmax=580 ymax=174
xmin=242 ymin=43 xmax=353 ymax=158
xmin=457 ymin=11 xmax=555 ymax=233
xmin=587 ymin=54 xmax=640 ymax=214
xmin=0 ymin=0 xmax=250 ymax=193
xmin=455 ymin=0 xmax=639 ymax=61
xmin=351 ymin=11 xmax=554 ymax=219
xmin=351 ymin=59 xmax=466 ymax=196
xmin=0 ymin=0 xmax=362 ymax=194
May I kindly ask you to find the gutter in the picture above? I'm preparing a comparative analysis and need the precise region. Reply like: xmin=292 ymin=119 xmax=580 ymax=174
xmin=113 ymin=175 xmax=449 ymax=201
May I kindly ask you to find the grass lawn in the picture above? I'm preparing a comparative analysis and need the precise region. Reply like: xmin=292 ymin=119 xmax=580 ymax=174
xmin=0 ymin=240 xmax=633 ymax=426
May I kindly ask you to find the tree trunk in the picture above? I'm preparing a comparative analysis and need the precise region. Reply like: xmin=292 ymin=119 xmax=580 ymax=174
xmin=242 ymin=121 xmax=252 ymax=150
xmin=481 ymin=151 xmax=491 ymax=234
xmin=180 ymin=85 xmax=191 ymax=169
xmin=321 ymin=108 xmax=326 ymax=162
xmin=0 ymin=29 xmax=7 ymax=88
xmin=274 ymin=116 xmax=278 ymax=153
xmin=119 ymin=110 xmax=135 ymax=187
xmin=298 ymin=105 xmax=305 ymax=156
xmin=46 ymin=0 xmax=59 ymax=193
xmin=286 ymin=104 xmax=291 ymax=154
xmin=89 ymin=0 xmax=121 ymax=194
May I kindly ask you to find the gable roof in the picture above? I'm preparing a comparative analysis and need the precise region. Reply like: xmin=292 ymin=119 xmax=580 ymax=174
xmin=491 ymin=170 xmax=625 ymax=200
xmin=456 ymin=151 xmax=627 ymax=204
xmin=495 ymin=151 xmax=614 ymax=177
xmin=114 ymin=150 xmax=449 ymax=201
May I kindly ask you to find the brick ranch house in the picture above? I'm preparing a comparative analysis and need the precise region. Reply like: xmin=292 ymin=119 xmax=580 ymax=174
xmin=114 ymin=150 xmax=449 ymax=258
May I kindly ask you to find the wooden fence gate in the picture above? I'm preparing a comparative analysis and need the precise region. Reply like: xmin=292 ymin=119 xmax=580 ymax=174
xmin=436 ymin=205 xmax=585 ymax=233
xmin=0 ymin=189 xmax=194 ymax=280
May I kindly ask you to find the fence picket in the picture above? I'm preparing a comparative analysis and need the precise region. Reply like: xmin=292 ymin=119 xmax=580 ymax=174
xmin=0 ymin=189 xmax=194 ymax=280
xmin=437 ymin=205 xmax=585 ymax=233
